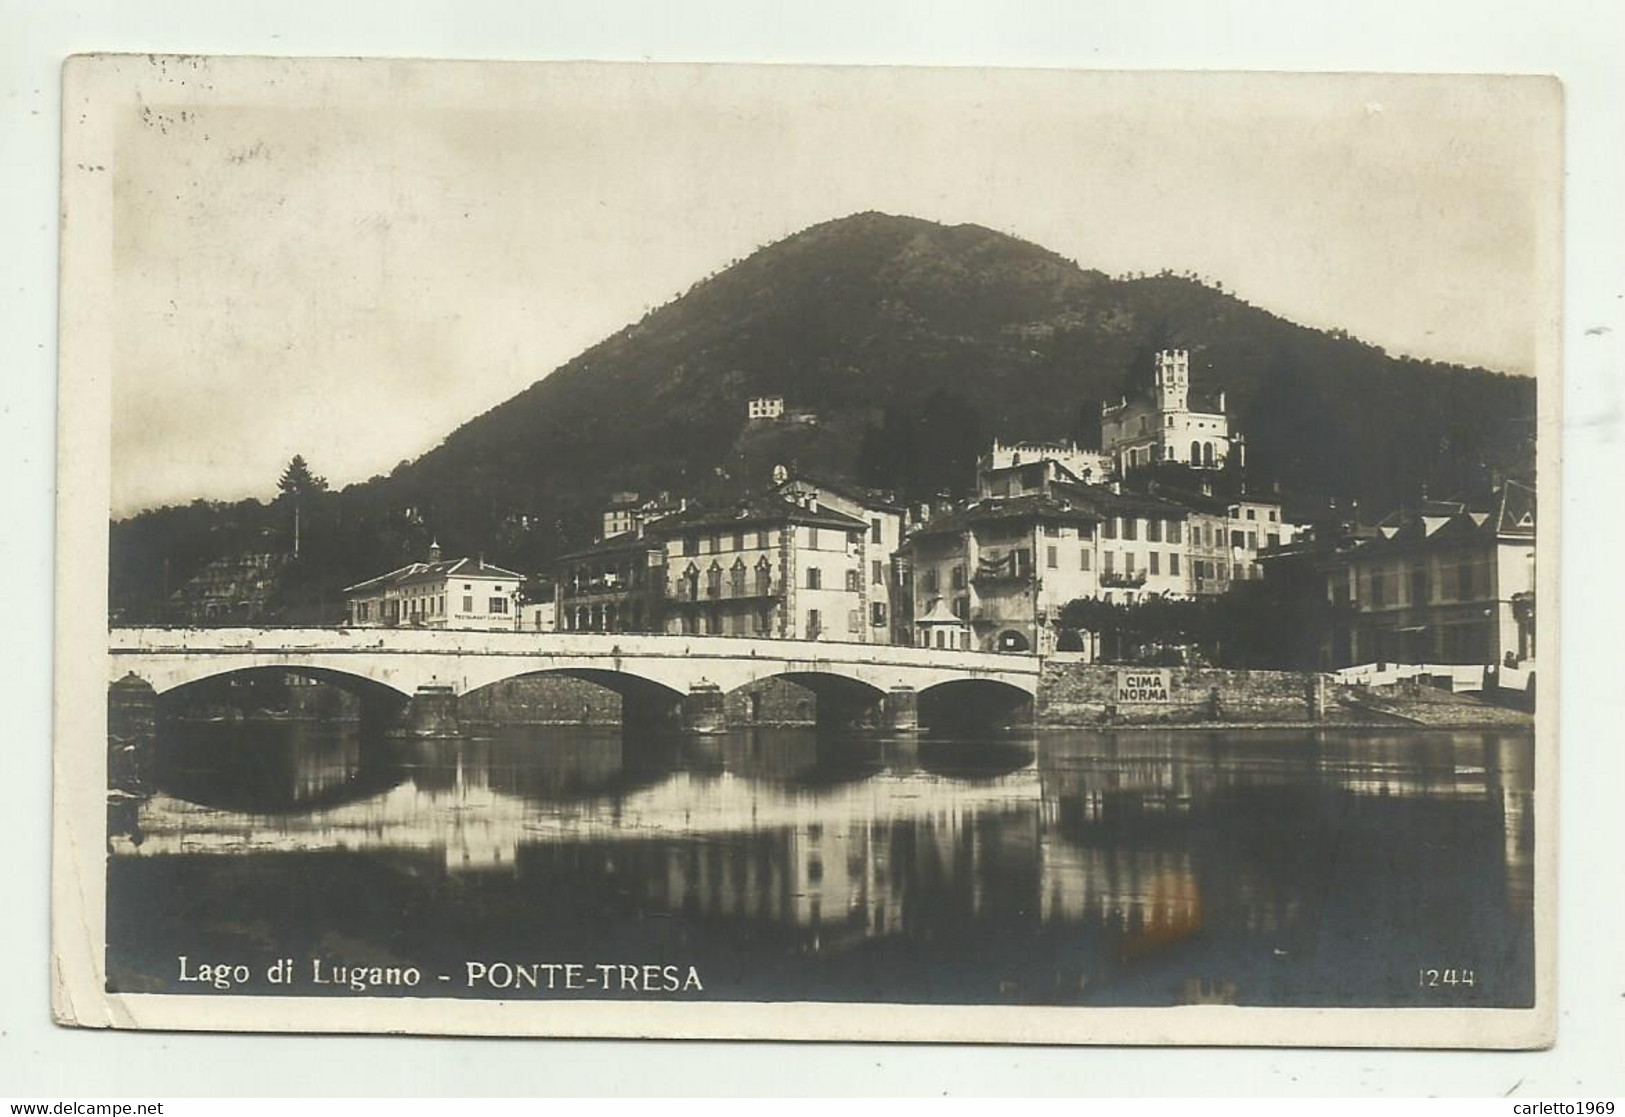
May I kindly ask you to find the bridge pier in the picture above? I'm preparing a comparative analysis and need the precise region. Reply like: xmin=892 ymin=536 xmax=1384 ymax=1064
xmin=401 ymin=685 xmax=462 ymax=738
xmin=884 ymin=686 xmax=919 ymax=732
xmin=108 ymin=672 xmax=157 ymax=795
xmin=682 ymin=682 xmax=727 ymax=734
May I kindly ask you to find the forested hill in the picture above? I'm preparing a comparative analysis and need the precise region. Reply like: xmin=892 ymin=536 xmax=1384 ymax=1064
xmin=110 ymin=211 xmax=1535 ymax=622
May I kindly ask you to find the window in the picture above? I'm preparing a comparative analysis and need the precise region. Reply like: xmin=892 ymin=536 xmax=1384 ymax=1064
xmin=1169 ymin=553 xmax=1180 ymax=576
xmin=1125 ymin=553 xmax=1136 ymax=573
xmin=1248 ymin=530 xmax=1258 ymax=550
xmin=845 ymin=568 xmax=861 ymax=592
xmin=952 ymin=596 xmax=969 ymax=620
xmin=707 ymin=562 xmax=722 ymax=597
xmin=755 ymin=556 xmax=772 ymax=596
xmin=871 ymin=601 xmax=888 ymax=627
xmin=848 ymin=609 xmax=861 ymax=633
xmin=1231 ymin=530 xmax=1245 ymax=549
xmin=1169 ymin=519 xmax=1182 ymax=544
xmin=806 ymin=609 xmax=821 ymax=638
xmin=1046 ymin=545 xmax=1058 ymax=569
xmin=1233 ymin=563 xmax=1244 ymax=582
xmin=1269 ymin=509 xmax=1278 ymax=522
xmin=1013 ymin=548 xmax=1032 ymax=577
xmin=1149 ymin=552 xmax=1160 ymax=575
xmin=1104 ymin=517 xmax=1117 ymax=540
xmin=1148 ymin=519 xmax=1162 ymax=542
xmin=806 ymin=567 xmax=821 ymax=590
xmin=870 ymin=517 xmax=883 ymax=543
xmin=1104 ymin=551 xmax=1115 ymax=574
xmin=709 ymin=533 xmax=721 ymax=554
xmin=489 ymin=597 xmax=508 ymax=614
xmin=730 ymin=559 xmax=746 ymax=596
xmin=1246 ymin=508 xmax=1256 ymax=520
xmin=872 ymin=559 xmax=884 ymax=585
xmin=808 ymin=527 xmax=819 ymax=549
xmin=437 ymin=595 xmax=444 ymax=615
xmin=1267 ymin=533 xmax=1280 ymax=550
xmin=682 ymin=535 xmax=698 ymax=557
xmin=1080 ymin=548 xmax=1092 ymax=571
xmin=462 ymin=596 xmax=473 ymax=612
xmin=922 ymin=568 xmax=939 ymax=593
xmin=952 ymin=564 xmax=966 ymax=589
xmin=732 ymin=531 xmax=745 ymax=552
xmin=1410 ymin=566 xmax=1429 ymax=605
xmin=756 ymin=529 xmax=770 ymax=549
xmin=1123 ymin=517 xmax=1138 ymax=541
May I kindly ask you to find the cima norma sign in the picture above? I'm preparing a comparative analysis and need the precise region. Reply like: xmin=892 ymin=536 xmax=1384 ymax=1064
xmin=1116 ymin=669 xmax=1171 ymax=703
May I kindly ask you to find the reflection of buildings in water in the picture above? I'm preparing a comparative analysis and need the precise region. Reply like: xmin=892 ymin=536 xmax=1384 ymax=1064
xmin=120 ymin=728 xmax=1043 ymax=939
xmin=1039 ymin=841 xmax=1202 ymax=939
xmin=158 ymin=722 xmax=372 ymax=810
xmin=1040 ymin=729 xmax=1535 ymax=922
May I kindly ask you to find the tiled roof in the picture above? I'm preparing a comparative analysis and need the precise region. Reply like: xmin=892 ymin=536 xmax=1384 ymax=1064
xmin=344 ymin=556 xmax=522 ymax=595
xmin=773 ymin=471 xmax=903 ymax=512
xmin=653 ymin=493 xmax=868 ymax=534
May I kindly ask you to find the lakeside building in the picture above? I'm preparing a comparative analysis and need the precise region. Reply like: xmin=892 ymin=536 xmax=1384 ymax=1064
xmin=771 ymin=470 xmax=907 ymax=645
xmin=656 ymin=491 xmax=874 ymax=642
xmin=343 ymin=543 xmax=523 ymax=630
xmin=553 ymin=533 xmax=669 ymax=634
xmin=1100 ymin=349 xmax=1238 ymax=475
xmin=904 ymin=455 xmax=1191 ymax=653
xmin=1267 ymin=481 xmax=1537 ymax=669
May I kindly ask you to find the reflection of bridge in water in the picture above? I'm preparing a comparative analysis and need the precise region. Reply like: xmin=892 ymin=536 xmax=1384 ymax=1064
xmin=112 ymin=726 xmax=1533 ymax=973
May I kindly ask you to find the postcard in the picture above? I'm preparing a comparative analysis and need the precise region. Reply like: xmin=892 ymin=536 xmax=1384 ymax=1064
xmin=54 ymin=54 xmax=1560 ymax=1045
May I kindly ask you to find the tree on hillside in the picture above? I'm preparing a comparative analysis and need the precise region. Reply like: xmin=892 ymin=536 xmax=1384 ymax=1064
xmin=276 ymin=454 xmax=327 ymax=556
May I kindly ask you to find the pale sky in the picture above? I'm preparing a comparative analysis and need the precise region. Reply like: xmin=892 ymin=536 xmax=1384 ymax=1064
xmin=102 ymin=58 xmax=1559 ymax=516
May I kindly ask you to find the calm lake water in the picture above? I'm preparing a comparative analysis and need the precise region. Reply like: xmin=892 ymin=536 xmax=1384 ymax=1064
xmin=107 ymin=722 xmax=1535 ymax=1007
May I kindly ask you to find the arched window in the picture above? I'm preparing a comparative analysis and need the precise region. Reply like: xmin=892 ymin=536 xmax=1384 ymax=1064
xmin=682 ymin=563 xmax=700 ymax=602
xmin=730 ymin=557 xmax=747 ymax=596
xmin=755 ymin=554 xmax=772 ymax=596
xmin=706 ymin=560 xmax=723 ymax=598
xmin=1190 ymin=440 xmax=1201 ymax=463
xmin=1203 ymin=442 xmax=1215 ymax=467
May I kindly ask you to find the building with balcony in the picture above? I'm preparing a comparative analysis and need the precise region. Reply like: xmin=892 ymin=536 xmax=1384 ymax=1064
xmin=656 ymin=491 xmax=873 ymax=642
xmin=553 ymin=534 xmax=668 ymax=634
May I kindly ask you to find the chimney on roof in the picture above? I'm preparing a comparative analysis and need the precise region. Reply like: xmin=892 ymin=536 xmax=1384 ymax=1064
xmin=428 ymin=540 xmax=442 ymax=563
xmin=1218 ymin=390 xmax=1227 ymax=413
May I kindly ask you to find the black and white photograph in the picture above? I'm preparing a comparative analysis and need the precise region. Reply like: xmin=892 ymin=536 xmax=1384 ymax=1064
xmin=52 ymin=54 xmax=1560 ymax=1047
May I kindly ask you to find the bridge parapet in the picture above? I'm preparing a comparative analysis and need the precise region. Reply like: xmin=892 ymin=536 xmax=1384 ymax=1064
xmin=107 ymin=627 xmax=1041 ymax=699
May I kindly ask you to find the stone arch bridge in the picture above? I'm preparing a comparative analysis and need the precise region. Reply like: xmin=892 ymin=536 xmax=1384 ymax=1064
xmin=108 ymin=627 xmax=1042 ymax=735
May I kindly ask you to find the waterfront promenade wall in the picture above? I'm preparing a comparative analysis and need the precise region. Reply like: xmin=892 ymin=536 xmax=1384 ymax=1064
xmin=1035 ymin=659 xmax=1326 ymax=726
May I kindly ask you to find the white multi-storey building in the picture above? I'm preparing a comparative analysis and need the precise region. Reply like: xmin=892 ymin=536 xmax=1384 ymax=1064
xmin=1100 ymin=349 xmax=1236 ymax=474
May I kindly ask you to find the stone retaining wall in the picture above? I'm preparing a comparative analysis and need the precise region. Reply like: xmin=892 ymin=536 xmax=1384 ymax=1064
xmin=1037 ymin=661 xmax=1325 ymax=725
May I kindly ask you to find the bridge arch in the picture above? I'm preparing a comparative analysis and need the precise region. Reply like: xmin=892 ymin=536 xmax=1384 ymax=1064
xmin=150 ymin=664 xmax=412 ymax=736
xmin=724 ymin=671 xmax=889 ymax=731
xmin=459 ymin=667 xmax=686 ymax=734
xmin=917 ymin=677 xmax=1035 ymax=735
